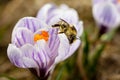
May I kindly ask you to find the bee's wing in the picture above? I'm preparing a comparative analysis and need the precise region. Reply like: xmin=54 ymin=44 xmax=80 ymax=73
xmin=76 ymin=36 xmax=80 ymax=39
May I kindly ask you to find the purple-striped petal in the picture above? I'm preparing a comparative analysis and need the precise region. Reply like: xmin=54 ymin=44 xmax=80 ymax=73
xmin=20 ymin=44 xmax=43 ymax=68
xmin=20 ymin=42 xmax=51 ymax=69
xmin=7 ymin=44 xmax=23 ymax=67
xmin=34 ymin=40 xmax=51 ymax=68
xmin=20 ymin=44 xmax=35 ymax=59
xmin=20 ymin=57 xmax=39 ymax=68
xmin=36 ymin=3 xmax=56 ymax=22
xmin=47 ymin=8 xmax=79 ymax=26
xmin=48 ymin=28 xmax=60 ymax=59
xmin=93 ymin=0 xmax=106 ymax=4
xmin=7 ymin=44 xmax=39 ymax=68
xmin=12 ymin=27 xmax=33 ymax=47
xmin=33 ymin=28 xmax=60 ymax=68
xmin=46 ymin=4 xmax=69 ymax=24
xmin=55 ymin=34 xmax=70 ymax=63
xmin=67 ymin=39 xmax=81 ymax=59
xmin=33 ymin=28 xmax=60 ymax=60
xmin=76 ymin=21 xmax=84 ymax=37
xmin=93 ymin=2 xmax=120 ymax=28
xmin=60 ymin=9 xmax=79 ymax=25
xmin=33 ymin=28 xmax=49 ymax=37
xmin=93 ymin=0 xmax=117 ymax=5
xmin=20 ymin=41 xmax=51 ymax=69
xmin=13 ymin=17 xmax=48 ymax=33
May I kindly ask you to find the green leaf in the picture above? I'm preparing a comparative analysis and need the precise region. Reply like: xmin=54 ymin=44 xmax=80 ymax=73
xmin=56 ymin=65 xmax=65 ymax=80
xmin=89 ymin=43 xmax=105 ymax=70
xmin=100 ymin=29 xmax=116 ymax=42
xmin=0 ymin=74 xmax=17 ymax=80
xmin=82 ymin=31 xmax=89 ymax=67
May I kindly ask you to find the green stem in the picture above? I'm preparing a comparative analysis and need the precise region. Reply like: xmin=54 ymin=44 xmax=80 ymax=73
xmin=35 ymin=77 xmax=48 ymax=80
xmin=82 ymin=31 xmax=89 ymax=68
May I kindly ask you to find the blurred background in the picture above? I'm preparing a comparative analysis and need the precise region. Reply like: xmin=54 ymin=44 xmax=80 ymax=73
xmin=0 ymin=0 xmax=120 ymax=80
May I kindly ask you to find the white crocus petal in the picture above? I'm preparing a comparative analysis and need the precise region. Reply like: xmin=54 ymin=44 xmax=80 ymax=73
xmin=7 ymin=44 xmax=39 ymax=68
xmin=93 ymin=0 xmax=117 ymax=5
xmin=46 ymin=8 xmax=64 ymax=25
xmin=76 ymin=21 xmax=84 ymax=37
xmin=117 ymin=4 xmax=120 ymax=12
xmin=93 ymin=0 xmax=106 ymax=4
xmin=48 ymin=9 xmax=79 ymax=26
xmin=46 ymin=63 xmax=56 ymax=78
xmin=67 ymin=40 xmax=81 ymax=59
xmin=93 ymin=2 xmax=120 ymax=28
xmin=46 ymin=7 xmax=67 ymax=25
xmin=36 ymin=3 xmax=56 ymax=22
xmin=21 ymin=57 xmax=39 ymax=68
xmin=21 ymin=44 xmax=41 ymax=68
xmin=55 ymin=34 xmax=70 ymax=63
xmin=59 ymin=4 xmax=69 ymax=10
xmin=35 ymin=40 xmax=50 ymax=68
xmin=61 ymin=9 xmax=79 ymax=25
xmin=12 ymin=17 xmax=48 ymax=33
xmin=48 ymin=15 xmax=62 ymax=26
xmin=48 ymin=28 xmax=60 ymax=59
xmin=7 ymin=44 xmax=24 ymax=67
xmin=20 ymin=44 xmax=35 ymax=59
xmin=12 ymin=27 xmax=34 ymax=47
xmin=33 ymin=28 xmax=49 ymax=38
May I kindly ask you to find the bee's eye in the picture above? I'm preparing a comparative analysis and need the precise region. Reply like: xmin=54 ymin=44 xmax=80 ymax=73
xmin=62 ymin=25 xmax=66 ymax=28
xmin=71 ymin=26 xmax=75 ymax=30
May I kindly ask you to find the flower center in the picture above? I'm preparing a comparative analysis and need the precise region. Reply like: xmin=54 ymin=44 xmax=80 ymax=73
xmin=34 ymin=31 xmax=49 ymax=42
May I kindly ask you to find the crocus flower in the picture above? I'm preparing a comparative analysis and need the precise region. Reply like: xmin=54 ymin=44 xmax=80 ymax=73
xmin=92 ymin=0 xmax=120 ymax=36
xmin=7 ymin=3 xmax=83 ymax=80
xmin=7 ymin=17 xmax=60 ymax=80
xmin=37 ymin=3 xmax=83 ymax=63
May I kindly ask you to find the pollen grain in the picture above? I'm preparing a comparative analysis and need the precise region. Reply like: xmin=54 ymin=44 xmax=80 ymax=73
xmin=34 ymin=31 xmax=49 ymax=42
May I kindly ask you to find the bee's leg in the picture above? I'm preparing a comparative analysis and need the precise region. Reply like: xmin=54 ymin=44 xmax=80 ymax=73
xmin=58 ymin=31 xmax=64 ymax=34
xmin=52 ymin=24 xmax=60 ymax=27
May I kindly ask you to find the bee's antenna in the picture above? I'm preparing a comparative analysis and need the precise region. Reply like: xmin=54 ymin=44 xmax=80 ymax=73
xmin=59 ymin=18 xmax=68 ymax=23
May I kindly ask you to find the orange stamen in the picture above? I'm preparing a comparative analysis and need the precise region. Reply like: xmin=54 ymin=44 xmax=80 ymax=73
xmin=118 ymin=0 xmax=120 ymax=3
xmin=34 ymin=31 xmax=49 ymax=42
xmin=41 ymin=31 xmax=49 ymax=37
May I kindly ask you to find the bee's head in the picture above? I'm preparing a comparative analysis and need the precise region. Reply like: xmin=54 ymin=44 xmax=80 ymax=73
xmin=60 ymin=19 xmax=69 ymax=26
xmin=59 ymin=21 xmax=69 ymax=32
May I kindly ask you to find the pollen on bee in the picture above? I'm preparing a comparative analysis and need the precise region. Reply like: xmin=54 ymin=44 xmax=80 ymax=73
xmin=34 ymin=31 xmax=49 ymax=42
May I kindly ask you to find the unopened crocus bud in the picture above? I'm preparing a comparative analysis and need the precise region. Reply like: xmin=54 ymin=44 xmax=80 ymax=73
xmin=92 ymin=0 xmax=120 ymax=37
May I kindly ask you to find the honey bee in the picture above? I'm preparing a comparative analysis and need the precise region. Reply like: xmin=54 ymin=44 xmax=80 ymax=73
xmin=52 ymin=19 xmax=78 ymax=44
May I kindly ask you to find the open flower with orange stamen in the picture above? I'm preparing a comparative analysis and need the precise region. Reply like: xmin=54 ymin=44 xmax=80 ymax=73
xmin=7 ymin=3 xmax=83 ymax=80
xmin=37 ymin=3 xmax=83 ymax=63
xmin=7 ymin=17 xmax=60 ymax=79
xmin=92 ymin=0 xmax=120 ymax=36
